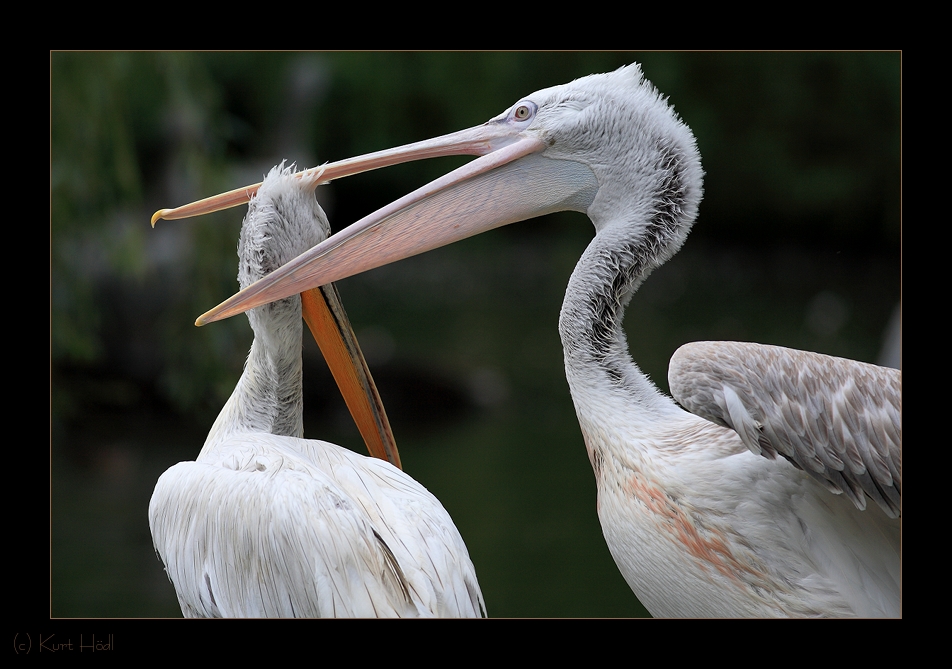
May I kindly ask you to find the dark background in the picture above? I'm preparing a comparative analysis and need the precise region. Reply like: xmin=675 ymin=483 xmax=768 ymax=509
xmin=51 ymin=51 xmax=901 ymax=618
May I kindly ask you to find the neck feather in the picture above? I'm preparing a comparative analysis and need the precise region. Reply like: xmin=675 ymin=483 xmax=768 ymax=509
xmin=203 ymin=296 xmax=305 ymax=449
xmin=558 ymin=136 xmax=699 ymax=422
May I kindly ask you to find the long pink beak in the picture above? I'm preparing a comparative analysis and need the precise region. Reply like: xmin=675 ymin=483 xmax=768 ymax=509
xmin=156 ymin=119 xmax=599 ymax=326
xmin=151 ymin=124 xmax=503 ymax=224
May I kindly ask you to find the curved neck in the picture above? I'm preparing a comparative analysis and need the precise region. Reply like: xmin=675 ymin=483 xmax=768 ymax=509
xmin=559 ymin=224 xmax=676 ymax=418
xmin=558 ymin=142 xmax=700 ymax=434
xmin=203 ymin=297 xmax=305 ymax=452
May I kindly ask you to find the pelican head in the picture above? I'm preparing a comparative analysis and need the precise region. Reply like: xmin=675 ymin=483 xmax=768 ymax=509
xmin=237 ymin=163 xmax=327 ymax=293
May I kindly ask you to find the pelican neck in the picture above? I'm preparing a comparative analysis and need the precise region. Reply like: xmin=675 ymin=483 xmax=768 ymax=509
xmin=202 ymin=296 xmax=306 ymax=453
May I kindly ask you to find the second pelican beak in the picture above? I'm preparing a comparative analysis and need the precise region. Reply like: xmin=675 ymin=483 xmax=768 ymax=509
xmin=301 ymin=283 xmax=401 ymax=470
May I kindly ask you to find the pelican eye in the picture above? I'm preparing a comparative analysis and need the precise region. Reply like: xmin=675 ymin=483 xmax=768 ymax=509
xmin=512 ymin=102 xmax=536 ymax=122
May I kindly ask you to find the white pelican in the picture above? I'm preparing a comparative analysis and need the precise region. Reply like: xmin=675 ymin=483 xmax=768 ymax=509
xmin=155 ymin=64 xmax=901 ymax=617
xmin=148 ymin=164 xmax=485 ymax=617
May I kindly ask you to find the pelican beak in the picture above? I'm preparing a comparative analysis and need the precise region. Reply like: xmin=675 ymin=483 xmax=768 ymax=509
xmin=151 ymin=123 xmax=510 ymax=225
xmin=301 ymin=282 xmax=401 ymax=470
xmin=165 ymin=120 xmax=599 ymax=326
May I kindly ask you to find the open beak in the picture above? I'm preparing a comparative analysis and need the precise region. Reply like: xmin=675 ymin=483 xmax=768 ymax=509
xmin=152 ymin=116 xmax=599 ymax=463
xmin=155 ymin=117 xmax=600 ymax=327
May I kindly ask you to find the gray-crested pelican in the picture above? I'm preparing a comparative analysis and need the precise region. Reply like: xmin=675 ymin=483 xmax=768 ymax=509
xmin=149 ymin=164 xmax=485 ymax=617
xmin=154 ymin=65 xmax=900 ymax=617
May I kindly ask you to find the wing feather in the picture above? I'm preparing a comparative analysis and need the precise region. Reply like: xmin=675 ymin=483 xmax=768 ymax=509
xmin=669 ymin=341 xmax=901 ymax=518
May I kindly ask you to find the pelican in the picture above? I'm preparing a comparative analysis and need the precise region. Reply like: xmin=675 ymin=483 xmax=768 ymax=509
xmin=155 ymin=65 xmax=901 ymax=617
xmin=148 ymin=163 xmax=485 ymax=617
